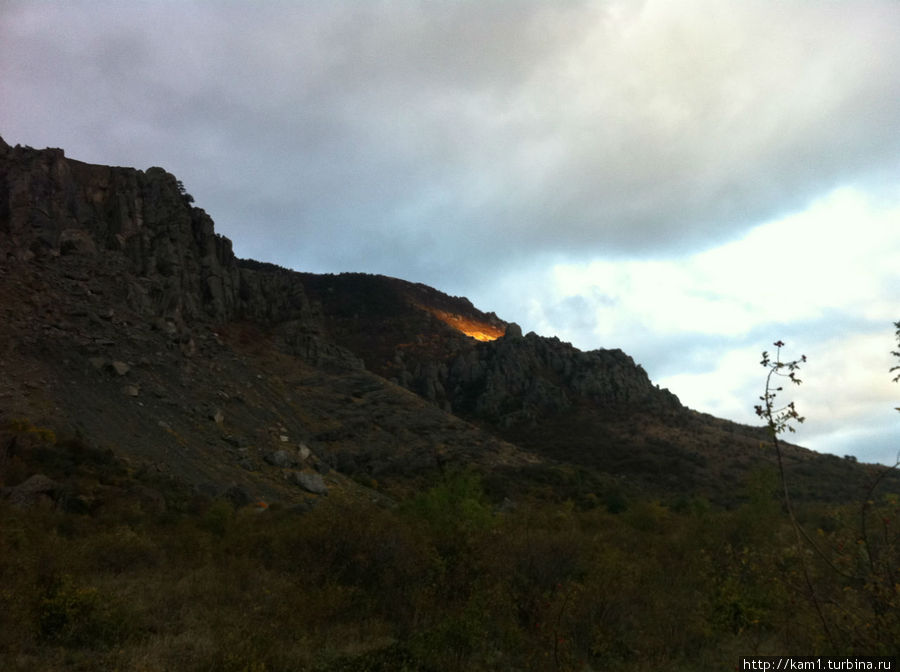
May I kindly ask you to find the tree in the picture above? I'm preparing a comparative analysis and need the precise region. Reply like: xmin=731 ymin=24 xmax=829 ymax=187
xmin=175 ymin=179 xmax=195 ymax=204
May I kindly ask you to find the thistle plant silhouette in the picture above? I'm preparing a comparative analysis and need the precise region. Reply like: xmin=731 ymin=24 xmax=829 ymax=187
xmin=755 ymin=331 xmax=900 ymax=652
xmin=754 ymin=341 xmax=835 ymax=644
xmin=754 ymin=341 xmax=808 ymax=533
xmin=754 ymin=340 xmax=805 ymax=438
xmin=891 ymin=320 xmax=900 ymax=387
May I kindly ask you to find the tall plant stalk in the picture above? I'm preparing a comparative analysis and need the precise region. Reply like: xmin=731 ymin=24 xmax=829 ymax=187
xmin=755 ymin=342 xmax=835 ymax=646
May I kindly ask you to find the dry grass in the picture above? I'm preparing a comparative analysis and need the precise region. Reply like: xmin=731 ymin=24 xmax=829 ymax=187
xmin=1 ymin=424 xmax=898 ymax=671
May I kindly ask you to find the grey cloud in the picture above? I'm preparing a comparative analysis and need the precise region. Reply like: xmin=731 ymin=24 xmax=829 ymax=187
xmin=3 ymin=0 xmax=900 ymax=294
xmin=623 ymin=311 xmax=894 ymax=384
xmin=798 ymin=401 xmax=900 ymax=467
xmin=4 ymin=1 xmax=899 ymax=466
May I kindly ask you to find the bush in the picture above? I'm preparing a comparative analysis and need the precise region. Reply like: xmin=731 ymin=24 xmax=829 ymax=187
xmin=38 ymin=575 xmax=128 ymax=648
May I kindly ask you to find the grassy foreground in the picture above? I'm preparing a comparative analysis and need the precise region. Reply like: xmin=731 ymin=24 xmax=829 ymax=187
xmin=1 ymin=422 xmax=897 ymax=671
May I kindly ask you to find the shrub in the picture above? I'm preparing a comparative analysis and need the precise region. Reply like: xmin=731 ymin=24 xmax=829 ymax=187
xmin=37 ymin=574 xmax=128 ymax=648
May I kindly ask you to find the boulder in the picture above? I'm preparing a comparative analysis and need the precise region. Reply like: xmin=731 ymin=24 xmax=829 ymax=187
xmin=5 ymin=474 xmax=60 ymax=509
xmin=264 ymin=449 xmax=298 ymax=468
xmin=59 ymin=228 xmax=97 ymax=255
xmin=292 ymin=471 xmax=328 ymax=495
xmin=504 ymin=322 xmax=523 ymax=339
xmin=111 ymin=360 xmax=130 ymax=376
xmin=298 ymin=443 xmax=311 ymax=461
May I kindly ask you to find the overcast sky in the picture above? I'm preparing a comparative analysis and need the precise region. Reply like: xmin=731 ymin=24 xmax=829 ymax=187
xmin=3 ymin=1 xmax=899 ymax=465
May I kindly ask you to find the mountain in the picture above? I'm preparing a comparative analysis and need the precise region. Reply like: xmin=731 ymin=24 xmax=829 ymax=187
xmin=5 ymin=135 xmax=900 ymax=671
xmin=1 ymin=135 xmax=895 ymax=509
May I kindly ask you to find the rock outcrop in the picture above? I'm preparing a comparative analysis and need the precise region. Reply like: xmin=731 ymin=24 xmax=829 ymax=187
xmin=0 ymin=136 xmax=535 ymax=504
xmin=1 ymin=473 xmax=60 ymax=509
xmin=0 ymin=137 xmax=359 ymax=370
xmin=293 ymin=269 xmax=684 ymax=428
xmin=445 ymin=332 xmax=681 ymax=426
xmin=2 ymin=136 xmax=892 ymax=507
xmin=0 ymin=136 xmax=681 ymax=438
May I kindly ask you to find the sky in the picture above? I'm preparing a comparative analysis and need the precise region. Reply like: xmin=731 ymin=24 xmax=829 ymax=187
xmin=2 ymin=0 xmax=899 ymax=465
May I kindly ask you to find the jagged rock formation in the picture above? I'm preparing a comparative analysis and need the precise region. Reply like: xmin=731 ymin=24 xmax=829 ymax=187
xmin=297 ymin=275 xmax=683 ymax=426
xmin=0 ymin=137 xmax=534 ymax=503
xmin=445 ymin=333 xmax=682 ymax=427
xmin=0 ymin=136 xmax=358 ymax=370
xmin=2 ymin=136 xmax=894 ymax=507
xmin=295 ymin=271 xmax=507 ymax=381
xmin=295 ymin=270 xmax=684 ymax=426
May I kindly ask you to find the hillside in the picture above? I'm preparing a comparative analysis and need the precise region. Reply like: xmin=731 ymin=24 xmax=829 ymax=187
xmin=2 ymin=136 xmax=899 ymax=670
xmin=0 ymin=137 xmax=536 ymax=505
xmin=1 ymin=135 xmax=896 ymax=507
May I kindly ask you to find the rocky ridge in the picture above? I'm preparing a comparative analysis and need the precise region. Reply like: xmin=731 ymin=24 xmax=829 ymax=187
xmin=296 ymin=272 xmax=684 ymax=426
xmin=0 ymin=136 xmax=358 ymax=370
xmin=0 ymin=135 xmax=679 ymax=435
xmin=0 ymin=137 xmax=534 ymax=505
xmin=2 ymin=136 xmax=894 ymax=507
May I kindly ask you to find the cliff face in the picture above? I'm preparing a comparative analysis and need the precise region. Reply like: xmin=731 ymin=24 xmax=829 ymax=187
xmin=0 ymin=137 xmax=537 ymax=503
xmin=6 ymin=138 xmax=882 ymax=507
xmin=0 ymin=136 xmax=686 ymax=432
xmin=295 ymin=275 xmax=684 ymax=427
xmin=443 ymin=331 xmax=681 ymax=427
xmin=0 ymin=137 xmax=358 ymax=369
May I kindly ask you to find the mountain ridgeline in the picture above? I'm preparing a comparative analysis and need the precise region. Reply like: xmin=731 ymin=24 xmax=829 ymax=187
xmin=1 ymin=135 xmax=894 ymax=507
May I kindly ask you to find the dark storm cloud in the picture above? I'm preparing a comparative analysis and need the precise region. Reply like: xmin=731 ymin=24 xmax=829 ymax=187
xmin=3 ymin=0 xmax=900 ymax=292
